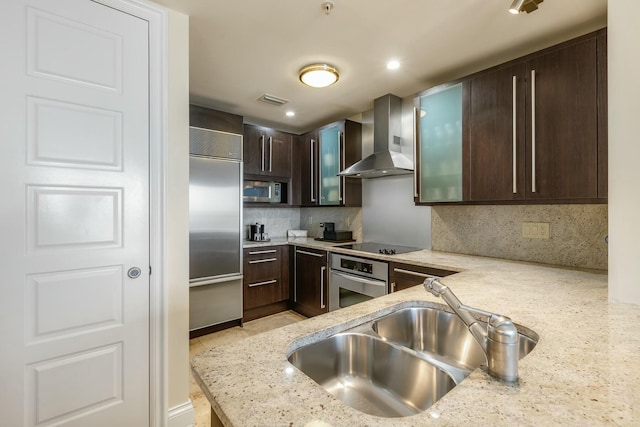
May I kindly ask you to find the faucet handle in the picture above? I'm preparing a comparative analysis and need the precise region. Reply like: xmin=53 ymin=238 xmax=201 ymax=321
xmin=486 ymin=314 xmax=519 ymax=382
xmin=487 ymin=315 xmax=519 ymax=344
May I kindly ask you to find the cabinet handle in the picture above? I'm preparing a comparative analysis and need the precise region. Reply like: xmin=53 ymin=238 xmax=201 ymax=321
xmin=393 ymin=267 xmax=442 ymax=279
xmin=268 ymin=136 xmax=273 ymax=172
xmin=248 ymin=279 xmax=277 ymax=288
xmin=391 ymin=282 xmax=396 ymax=292
xmin=293 ymin=254 xmax=297 ymax=302
xmin=248 ymin=257 xmax=277 ymax=264
xmin=531 ymin=69 xmax=536 ymax=193
xmin=413 ymin=107 xmax=419 ymax=198
xmin=339 ymin=131 xmax=344 ymax=203
xmin=296 ymin=249 xmax=323 ymax=257
xmin=512 ymin=75 xmax=518 ymax=194
xmin=260 ymin=135 xmax=266 ymax=172
xmin=248 ymin=249 xmax=277 ymax=255
xmin=320 ymin=266 xmax=326 ymax=309
xmin=310 ymin=139 xmax=316 ymax=202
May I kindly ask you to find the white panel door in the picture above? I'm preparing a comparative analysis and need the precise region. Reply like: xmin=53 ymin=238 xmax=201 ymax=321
xmin=0 ymin=1 xmax=150 ymax=425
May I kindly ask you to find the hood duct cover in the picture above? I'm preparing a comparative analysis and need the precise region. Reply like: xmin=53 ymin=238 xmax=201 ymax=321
xmin=339 ymin=94 xmax=414 ymax=178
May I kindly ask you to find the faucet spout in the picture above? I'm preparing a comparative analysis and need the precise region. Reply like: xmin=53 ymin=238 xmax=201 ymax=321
xmin=423 ymin=278 xmax=520 ymax=382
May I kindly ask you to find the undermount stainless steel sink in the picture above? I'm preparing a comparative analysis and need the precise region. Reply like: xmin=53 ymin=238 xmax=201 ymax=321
xmin=372 ymin=307 xmax=538 ymax=373
xmin=287 ymin=333 xmax=456 ymax=418
xmin=287 ymin=304 xmax=538 ymax=418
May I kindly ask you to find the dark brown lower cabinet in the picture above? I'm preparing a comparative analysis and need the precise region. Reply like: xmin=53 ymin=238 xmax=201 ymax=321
xmin=291 ymin=246 xmax=328 ymax=318
xmin=389 ymin=262 xmax=456 ymax=293
xmin=243 ymin=245 xmax=289 ymax=322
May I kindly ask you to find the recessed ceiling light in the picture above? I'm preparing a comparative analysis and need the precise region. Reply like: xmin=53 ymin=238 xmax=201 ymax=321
xmin=299 ymin=63 xmax=339 ymax=88
xmin=286 ymin=111 xmax=295 ymax=117
xmin=386 ymin=60 xmax=400 ymax=70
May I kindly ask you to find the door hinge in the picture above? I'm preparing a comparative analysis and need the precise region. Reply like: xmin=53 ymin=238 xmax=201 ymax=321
xmin=149 ymin=266 xmax=152 ymax=275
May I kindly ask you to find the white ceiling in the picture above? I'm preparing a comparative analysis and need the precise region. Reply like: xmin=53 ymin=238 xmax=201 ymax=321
xmin=151 ymin=0 xmax=607 ymax=134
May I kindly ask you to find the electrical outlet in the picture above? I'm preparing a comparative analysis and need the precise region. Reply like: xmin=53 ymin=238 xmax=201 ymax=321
xmin=308 ymin=216 xmax=313 ymax=225
xmin=346 ymin=217 xmax=351 ymax=227
xmin=522 ymin=222 xmax=550 ymax=239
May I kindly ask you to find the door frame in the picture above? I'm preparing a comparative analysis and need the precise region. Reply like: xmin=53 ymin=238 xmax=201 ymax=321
xmin=93 ymin=0 xmax=169 ymax=425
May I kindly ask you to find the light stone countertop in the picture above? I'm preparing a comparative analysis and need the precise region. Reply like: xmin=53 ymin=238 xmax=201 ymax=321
xmin=243 ymin=237 xmax=347 ymax=250
xmin=192 ymin=243 xmax=639 ymax=426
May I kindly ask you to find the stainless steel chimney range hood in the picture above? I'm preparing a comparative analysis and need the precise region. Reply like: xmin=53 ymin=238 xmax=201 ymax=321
xmin=339 ymin=94 xmax=413 ymax=179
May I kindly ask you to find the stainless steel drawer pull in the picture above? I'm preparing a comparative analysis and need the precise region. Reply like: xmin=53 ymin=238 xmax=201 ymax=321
xmin=413 ymin=107 xmax=419 ymax=198
xmin=296 ymin=249 xmax=323 ymax=258
xmin=310 ymin=139 xmax=316 ymax=202
xmin=268 ymin=136 xmax=273 ymax=172
xmin=512 ymin=75 xmax=517 ymax=194
xmin=248 ymin=258 xmax=277 ymax=264
xmin=260 ymin=134 xmax=265 ymax=172
xmin=339 ymin=131 xmax=344 ymax=203
xmin=531 ymin=69 xmax=536 ymax=193
xmin=248 ymin=279 xmax=277 ymax=288
xmin=248 ymin=249 xmax=277 ymax=255
xmin=320 ymin=266 xmax=326 ymax=309
xmin=393 ymin=268 xmax=441 ymax=279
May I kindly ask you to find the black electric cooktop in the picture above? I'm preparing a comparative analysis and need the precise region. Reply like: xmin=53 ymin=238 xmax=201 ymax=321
xmin=336 ymin=242 xmax=422 ymax=255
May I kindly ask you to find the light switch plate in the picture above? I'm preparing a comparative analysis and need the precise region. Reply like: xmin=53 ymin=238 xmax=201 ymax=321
xmin=522 ymin=222 xmax=550 ymax=239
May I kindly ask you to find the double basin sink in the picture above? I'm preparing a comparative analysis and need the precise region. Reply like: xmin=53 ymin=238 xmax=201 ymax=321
xmin=287 ymin=304 xmax=538 ymax=418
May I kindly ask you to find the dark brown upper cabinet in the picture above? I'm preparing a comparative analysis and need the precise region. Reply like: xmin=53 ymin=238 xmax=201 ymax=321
xmin=417 ymin=28 xmax=607 ymax=205
xmin=524 ymin=35 xmax=599 ymax=201
xmin=294 ymin=120 xmax=362 ymax=207
xmin=243 ymin=124 xmax=292 ymax=181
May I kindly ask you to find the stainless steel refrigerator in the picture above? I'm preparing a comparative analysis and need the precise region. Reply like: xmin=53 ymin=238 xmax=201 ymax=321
xmin=189 ymin=126 xmax=243 ymax=333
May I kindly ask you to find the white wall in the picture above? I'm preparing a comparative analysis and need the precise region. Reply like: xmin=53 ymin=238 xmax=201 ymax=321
xmin=608 ymin=1 xmax=640 ymax=304
xmin=166 ymin=8 xmax=191 ymax=415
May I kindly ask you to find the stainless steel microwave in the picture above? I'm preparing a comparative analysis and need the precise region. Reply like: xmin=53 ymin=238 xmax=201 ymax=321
xmin=243 ymin=181 xmax=281 ymax=203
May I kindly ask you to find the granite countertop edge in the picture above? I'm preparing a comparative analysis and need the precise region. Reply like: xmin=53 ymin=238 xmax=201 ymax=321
xmin=193 ymin=240 xmax=637 ymax=426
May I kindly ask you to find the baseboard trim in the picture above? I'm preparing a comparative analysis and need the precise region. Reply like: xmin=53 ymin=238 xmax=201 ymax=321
xmin=168 ymin=400 xmax=194 ymax=427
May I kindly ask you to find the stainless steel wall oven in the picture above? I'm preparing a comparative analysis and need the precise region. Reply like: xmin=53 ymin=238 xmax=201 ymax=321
xmin=329 ymin=253 xmax=388 ymax=311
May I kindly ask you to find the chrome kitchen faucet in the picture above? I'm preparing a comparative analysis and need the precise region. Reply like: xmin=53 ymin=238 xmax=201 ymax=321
xmin=423 ymin=278 xmax=520 ymax=382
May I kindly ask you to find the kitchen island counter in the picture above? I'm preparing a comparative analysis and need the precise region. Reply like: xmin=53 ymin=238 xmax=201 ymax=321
xmin=191 ymin=249 xmax=638 ymax=426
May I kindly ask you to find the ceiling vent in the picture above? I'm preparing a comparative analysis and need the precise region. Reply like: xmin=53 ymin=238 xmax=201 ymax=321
xmin=258 ymin=93 xmax=288 ymax=106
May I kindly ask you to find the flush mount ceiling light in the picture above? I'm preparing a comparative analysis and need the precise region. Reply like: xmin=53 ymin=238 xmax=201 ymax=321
xmin=509 ymin=0 xmax=543 ymax=14
xmin=386 ymin=60 xmax=400 ymax=70
xmin=299 ymin=64 xmax=339 ymax=88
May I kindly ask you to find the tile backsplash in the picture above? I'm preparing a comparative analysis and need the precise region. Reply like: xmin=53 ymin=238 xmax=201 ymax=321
xmin=244 ymin=206 xmax=362 ymax=241
xmin=300 ymin=207 xmax=362 ymax=241
xmin=431 ymin=204 xmax=608 ymax=270
xmin=244 ymin=207 xmax=301 ymax=239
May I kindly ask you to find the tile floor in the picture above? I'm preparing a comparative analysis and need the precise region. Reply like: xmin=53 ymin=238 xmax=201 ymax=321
xmin=189 ymin=310 xmax=307 ymax=427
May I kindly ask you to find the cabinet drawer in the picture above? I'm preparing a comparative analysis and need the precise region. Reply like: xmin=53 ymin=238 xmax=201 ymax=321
xmin=389 ymin=262 xmax=456 ymax=292
xmin=243 ymin=245 xmax=287 ymax=313
xmin=244 ymin=246 xmax=282 ymax=283
xmin=244 ymin=277 xmax=282 ymax=310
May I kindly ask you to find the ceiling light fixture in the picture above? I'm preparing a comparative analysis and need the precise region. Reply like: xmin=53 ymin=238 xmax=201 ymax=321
xmin=286 ymin=111 xmax=295 ymax=117
xmin=299 ymin=63 xmax=339 ymax=88
xmin=386 ymin=60 xmax=400 ymax=70
xmin=509 ymin=0 xmax=543 ymax=14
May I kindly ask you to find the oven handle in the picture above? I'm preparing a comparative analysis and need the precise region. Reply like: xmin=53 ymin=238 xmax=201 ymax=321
xmin=330 ymin=270 xmax=387 ymax=287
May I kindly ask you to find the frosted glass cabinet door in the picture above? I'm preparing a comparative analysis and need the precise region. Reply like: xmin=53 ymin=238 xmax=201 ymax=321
xmin=319 ymin=124 xmax=341 ymax=205
xmin=418 ymin=83 xmax=463 ymax=203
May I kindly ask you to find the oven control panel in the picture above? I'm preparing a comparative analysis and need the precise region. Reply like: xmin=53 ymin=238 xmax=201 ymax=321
xmin=330 ymin=253 xmax=388 ymax=281
xmin=340 ymin=258 xmax=373 ymax=274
